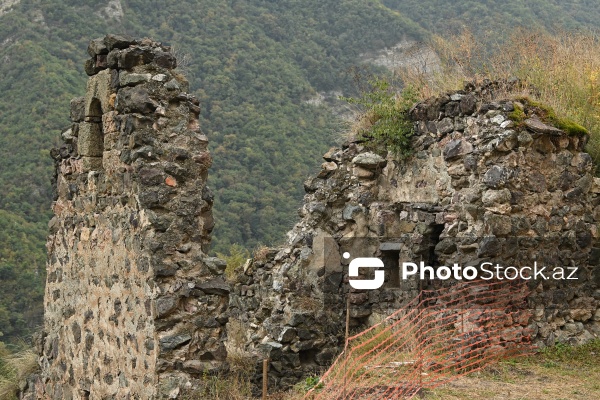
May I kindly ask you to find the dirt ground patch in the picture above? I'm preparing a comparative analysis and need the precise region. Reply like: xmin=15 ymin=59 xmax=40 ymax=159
xmin=424 ymin=342 xmax=600 ymax=400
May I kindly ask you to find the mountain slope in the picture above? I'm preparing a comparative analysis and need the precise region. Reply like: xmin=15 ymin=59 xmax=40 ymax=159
xmin=0 ymin=0 xmax=424 ymax=342
xmin=383 ymin=0 xmax=600 ymax=35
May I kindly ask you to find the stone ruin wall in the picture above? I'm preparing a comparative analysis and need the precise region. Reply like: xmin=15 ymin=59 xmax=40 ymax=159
xmin=39 ymin=35 xmax=228 ymax=399
xmin=228 ymin=80 xmax=600 ymax=390
xmin=28 ymin=34 xmax=600 ymax=398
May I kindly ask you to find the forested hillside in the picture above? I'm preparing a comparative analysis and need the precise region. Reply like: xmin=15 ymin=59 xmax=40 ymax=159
xmin=0 ymin=0 xmax=425 ymax=344
xmin=0 ymin=0 xmax=599 ymax=344
xmin=384 ymin=0 xmax=600 ymax=35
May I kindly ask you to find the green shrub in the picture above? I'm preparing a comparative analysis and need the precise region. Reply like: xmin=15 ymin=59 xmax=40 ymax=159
xmin=217 ymin=244 xmax=251 ymax=281
xmin=343 ymin=78 xmax=419 ymax=157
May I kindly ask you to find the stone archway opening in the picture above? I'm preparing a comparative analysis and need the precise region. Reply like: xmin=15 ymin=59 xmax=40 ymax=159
xmin=79 ymin=97 xmax=104 ymax=171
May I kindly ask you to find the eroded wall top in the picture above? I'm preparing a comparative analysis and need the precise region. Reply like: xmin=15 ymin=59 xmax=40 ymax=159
xmin=228 ymin=80 xmax=600 ymax=390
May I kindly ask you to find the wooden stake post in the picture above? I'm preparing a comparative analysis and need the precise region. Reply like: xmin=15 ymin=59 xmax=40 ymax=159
xmin=262 ymin=358 xmax=269 ymax=400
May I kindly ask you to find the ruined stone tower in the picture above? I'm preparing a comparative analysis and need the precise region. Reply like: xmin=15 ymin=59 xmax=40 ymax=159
xmin=35 ymin=35 xmax=600 ymax=398
xmin=41 ymin=35 xmax=227 ymax=399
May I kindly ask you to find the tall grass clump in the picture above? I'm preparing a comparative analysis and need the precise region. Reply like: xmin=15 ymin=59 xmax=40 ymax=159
xmin=217 ymin=243 xmax=251 ymax=281
xmin=0 ymin=343 xmax=38 ymax=400
xmin=396 ymin=28 xmax=600 ymax=163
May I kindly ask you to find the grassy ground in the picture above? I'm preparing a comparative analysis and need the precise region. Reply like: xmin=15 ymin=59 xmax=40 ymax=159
xmin=2 ymin=341 xmax=597 ymax=399
xmin=424 ymin=341 xmax=600 ymax=400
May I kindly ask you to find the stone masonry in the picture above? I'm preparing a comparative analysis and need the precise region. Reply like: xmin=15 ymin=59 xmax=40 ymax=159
xmin=227 ymin=80 xmax=600 ymax=390
xmin=39 ymin=35 xmax=228 ymax=399
xmin=29 ymin=36 xmax=600 ymax=398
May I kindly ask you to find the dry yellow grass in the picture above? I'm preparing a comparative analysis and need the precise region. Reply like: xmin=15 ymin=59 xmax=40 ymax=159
xmin=0 ymin=346 xmax=38 ymax=400
xmin=252 ymin=245 xmax=271 ymax=263
xmin=397 ymin=29 xmax=600 ymax=163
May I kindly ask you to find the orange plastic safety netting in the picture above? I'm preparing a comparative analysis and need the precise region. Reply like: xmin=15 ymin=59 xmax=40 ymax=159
xmin=306 ymin=279 xmax=534 ymax=399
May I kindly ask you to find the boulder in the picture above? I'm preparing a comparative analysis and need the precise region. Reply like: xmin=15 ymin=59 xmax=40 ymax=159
xmin=352 ymin=152 xmax=387 ymax=169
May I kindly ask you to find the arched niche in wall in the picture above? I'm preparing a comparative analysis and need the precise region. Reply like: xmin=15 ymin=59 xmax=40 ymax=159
xmin=79 ymin=97 xmax=104 ymax=169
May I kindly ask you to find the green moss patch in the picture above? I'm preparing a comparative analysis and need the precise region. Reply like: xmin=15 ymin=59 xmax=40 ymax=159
xmin=516 ymin=97 xmax=589 ymax=136
xmin=508 ymin=104 xmax=526 ymax=125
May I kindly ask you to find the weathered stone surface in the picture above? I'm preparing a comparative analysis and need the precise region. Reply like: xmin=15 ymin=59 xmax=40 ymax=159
xmin=323 ymin=147 xmax=343 ymax=162
xmin=459 ymin=94 xmax=477 ymax=115
xmin=318 ymin=161 xmax=337 ymax=178
xmin=160 ymin=334 xmax=192 ymax=351
xmin=352 ymin=152 xmax=387 ymax=169
xmin=39 ymin=58 xmax=600 ymax=399
xmin=518 ymin=131 xmax=533 ymax=146
xmin=525 ymin=118 xmax=564 ymax=135
xmin=115 ymin=86 xmax=156 ymax=114
xmin=84 ymin=58 xmax=102 ymax=76
xmin=182 ymin=360 xmax=221 ymax=374
xmin=81 ymin=156 xmax=103 ymax=171
xmin=483 ymin=165 xmax=509 ymax=188
xmin=443 ymin=139 xmax=473 ymax=160
xmin=484 ymin=213 xmax=512 ymax=236
xmin=117 ymin=47 xmax=155 ymax=69
xmin=87 ymin=37 xmax=108 ymax=57
xmin=156 ymin=296 xmax=179 ymax=318
xmin=69 ymin=97 xmax=85 ymax=122
xmin=164 ymin=79 xmax=180 ymax=91
xmin=196 ymin=278 xmax=231 ymax=295
xmin=342 ymin=205 xmax=363 ymax=221
xmin=154 ymin=51 xmax=177 ymax=69
xmin=437 ymin=117 xmax=454 ymax=134
xmin=496 ymin=130 xmax=518 ymax=151
xmin=119 ymin=72 xmax=151 ymax=87
xmin=40 ymin=36 xmax=223 ymax=400
xmin=482 ymin=189 xmax=511 ymax=206
xmin=77 ymin=122 xmax=103 ymax=157
xmin=85 ymin=69 xmax=114 ymax=115
xmin=352 ymin=166 xmax=375 ymax=179
xmin=224 ymin=81 xmax=598 ymax=392
xmin=104 ymin=33 xmax=135 ymax=50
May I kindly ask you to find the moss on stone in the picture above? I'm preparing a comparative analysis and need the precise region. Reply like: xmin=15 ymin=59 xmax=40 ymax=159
xmin=508 ymin=107 xmax=526 ymax=124
xmin=516 ymin=97 xmax=589 ymax=136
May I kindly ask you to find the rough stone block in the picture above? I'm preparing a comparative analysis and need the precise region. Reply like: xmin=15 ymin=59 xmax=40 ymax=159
xmin=154 ymin=51 xmax=177 ymax=69
xmin=84 ymin=58 xmax=102 ymax=76
xmin=85 ymin=69 xmax=114 ymax=116
xmin=115 ymin=87 xmax=156 ymax=114
xmin=87 ymin=37 xmax=108 ymax=57
xmin=459 ymin=94 xmax=477 ymax=114
xmin=118 ymin=47 xmax=155 ymax=69
xmin=104 ymin=34 xmax=136 ymax=51
xmin=119 ymin=72 xmax=151 ymax=87
xmin=352 ymin=152 xmax=386 ymax=169
xmin=102 ymin=111 xmax=119 ymax=135
xmin=81 ymin=157 xmax=103 ymax=171
xmin=70 ymin=97 xmax=86 ymax=122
